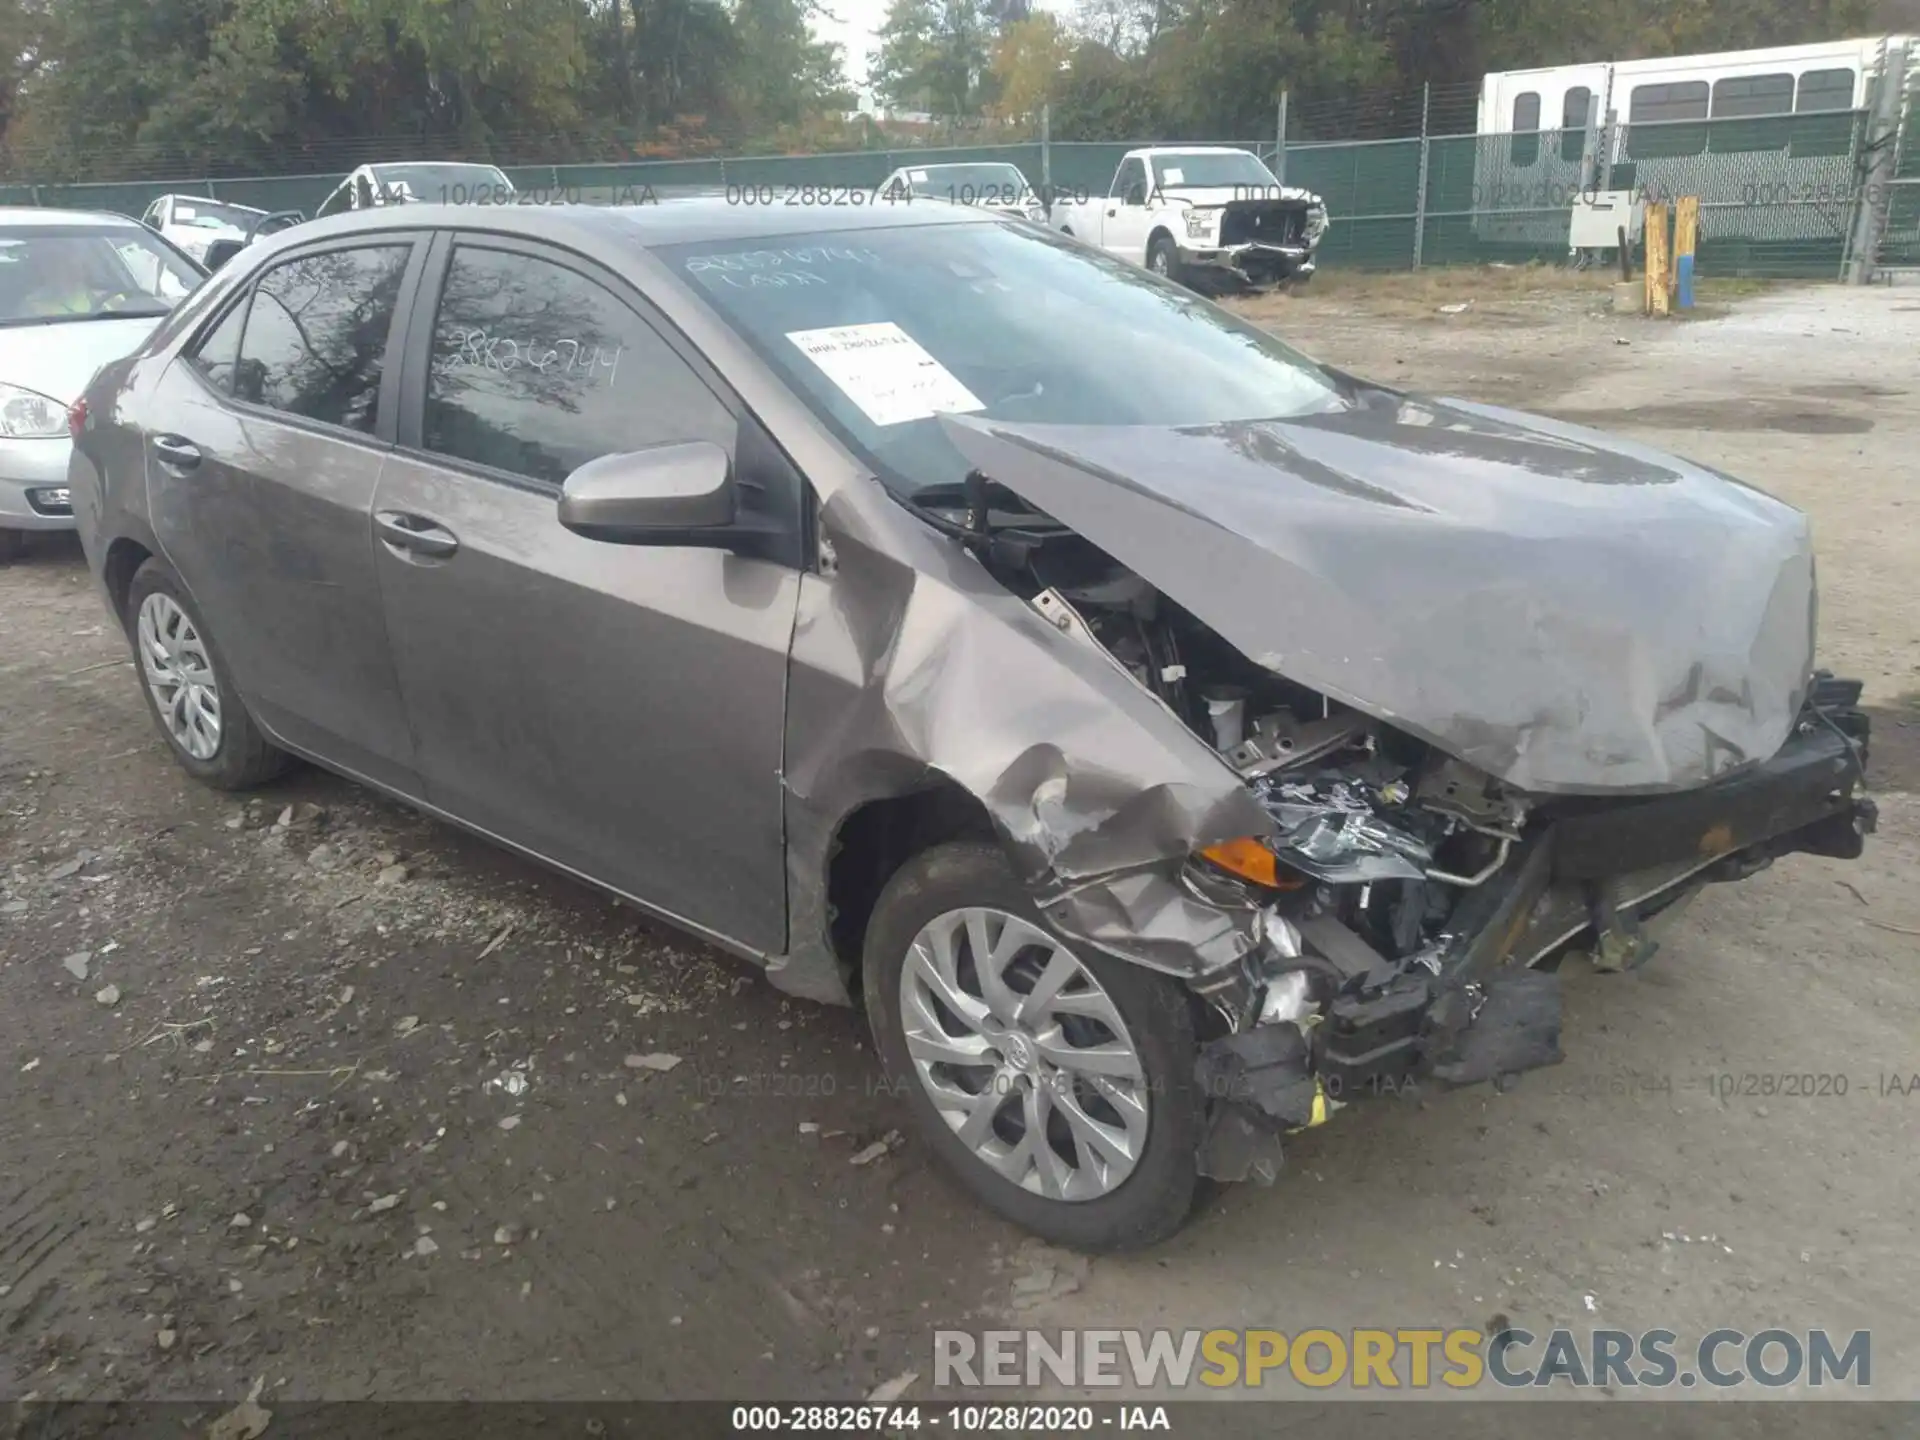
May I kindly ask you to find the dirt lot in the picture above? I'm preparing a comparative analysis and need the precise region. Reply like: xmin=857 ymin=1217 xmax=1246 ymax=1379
xmin=3 ymin=272 xmax=1917 ymax=1413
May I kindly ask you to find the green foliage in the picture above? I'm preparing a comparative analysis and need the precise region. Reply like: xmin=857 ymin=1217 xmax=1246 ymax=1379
xmin=4 ymin=0 xmax=852 ymax=173
xmin=0 ymin=0 xmax=1890 ymax=173
xmin=872 ymin=0 xmax=997 ymax=116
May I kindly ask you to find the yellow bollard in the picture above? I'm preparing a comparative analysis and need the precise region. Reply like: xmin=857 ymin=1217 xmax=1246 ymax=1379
xmin=1644 ymin=200 xmax=1671 ymax=317
xmin=1673 ymin=196 xmax=1700 ymax=309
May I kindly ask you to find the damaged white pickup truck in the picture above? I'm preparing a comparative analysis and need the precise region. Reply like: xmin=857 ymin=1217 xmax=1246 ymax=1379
xmin=1050 ymin=145 xmax=1329 ymax=290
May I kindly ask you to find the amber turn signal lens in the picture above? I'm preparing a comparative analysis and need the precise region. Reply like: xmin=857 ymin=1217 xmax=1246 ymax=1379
xmin=1198 ymin=838 xmax=1304 ymax=890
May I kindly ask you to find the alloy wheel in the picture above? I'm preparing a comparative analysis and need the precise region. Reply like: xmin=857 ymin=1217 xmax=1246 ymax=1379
xmin=899 ymin=907 xmax=1149 ymax=1201
xmin=137 ymin=592 xmax=222 ymax=761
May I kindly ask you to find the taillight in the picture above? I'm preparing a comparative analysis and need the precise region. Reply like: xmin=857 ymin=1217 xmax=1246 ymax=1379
xmin=68 ymin=397 xmax=88 ymax=440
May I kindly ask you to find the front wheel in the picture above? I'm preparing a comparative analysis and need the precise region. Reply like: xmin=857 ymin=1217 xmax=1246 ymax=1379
xmin=1146 ymin=234 xmax=1184 ymax=286
xmin=124 ymin=559 xmax=292 ymax=790
xmin=863 ymin=841 xmax=1204 ymax=1252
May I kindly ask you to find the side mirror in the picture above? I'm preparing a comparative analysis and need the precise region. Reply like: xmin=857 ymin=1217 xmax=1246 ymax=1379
xmin=558 ymin=442 xmax=738 ymax=545
xmin=203 ymin=238 xmax=246 ymax=272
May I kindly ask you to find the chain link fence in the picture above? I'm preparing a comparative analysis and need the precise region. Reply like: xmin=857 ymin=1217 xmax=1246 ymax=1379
xmin=0 ymin=101 xmax=1898 ymax=281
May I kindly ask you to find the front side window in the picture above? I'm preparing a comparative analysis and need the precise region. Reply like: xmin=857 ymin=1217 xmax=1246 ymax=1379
xmin=422 ymin=244 xmax=734 ymax=487
xmin=663 ymin=222 xmax=1343 ymax=501
xmin=232 ymin=244 xmax=410 ymax=432
xmin=185 ymin=295 xmax=250 ymax=393
xmin=1111 ymin=158 xmax=1146 ymax=201
xmin=0 ymin=225 xmax=203 ymax=327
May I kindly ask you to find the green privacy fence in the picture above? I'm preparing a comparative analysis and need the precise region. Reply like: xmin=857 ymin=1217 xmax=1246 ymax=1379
xmin=0 ymin=115 xmax=1890 ymax=279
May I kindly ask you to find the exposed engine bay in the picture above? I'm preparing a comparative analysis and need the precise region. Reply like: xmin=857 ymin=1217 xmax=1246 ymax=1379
xmin=927 ymin=472 xmax=1878 ymax=1185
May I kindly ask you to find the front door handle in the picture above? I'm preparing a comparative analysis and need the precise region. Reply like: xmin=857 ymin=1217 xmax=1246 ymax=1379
xmin=375 ymin=510 xmax=460 ymax=559
xmin=153 ymin=435 xmax=201 ymax=470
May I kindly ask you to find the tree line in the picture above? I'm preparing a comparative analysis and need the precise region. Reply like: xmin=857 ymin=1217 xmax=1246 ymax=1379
xmin=882 ymin=0 xmax=1881 ymax=139
xmin=0 ymin=0 xmax=1888 ymax=174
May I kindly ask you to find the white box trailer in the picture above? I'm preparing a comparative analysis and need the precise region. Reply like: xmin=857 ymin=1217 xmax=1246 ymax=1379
xmin=1470 ymin=35 xmax=1914 ymax=255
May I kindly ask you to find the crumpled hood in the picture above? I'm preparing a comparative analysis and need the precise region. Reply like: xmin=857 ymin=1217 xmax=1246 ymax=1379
xmin=943 ymin=388 xmax=1817 ymax=795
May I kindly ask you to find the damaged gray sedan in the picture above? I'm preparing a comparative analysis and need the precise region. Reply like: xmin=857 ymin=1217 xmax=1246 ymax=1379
xmin=70 ymin=200 xmax=1874 ymax=1252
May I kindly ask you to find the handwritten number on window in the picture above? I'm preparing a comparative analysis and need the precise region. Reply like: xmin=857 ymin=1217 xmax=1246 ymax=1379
xmin=438 ymin=327 xmax=624 ymax=386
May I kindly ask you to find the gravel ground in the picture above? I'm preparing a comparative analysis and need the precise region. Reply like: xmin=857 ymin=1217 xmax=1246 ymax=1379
xmin=2 ymin=274 xmax=1915 ymax=1414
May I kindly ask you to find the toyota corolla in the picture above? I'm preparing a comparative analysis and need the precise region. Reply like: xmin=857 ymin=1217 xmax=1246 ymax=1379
xmin=68 ymin=202 xmax=1874 ymax=1251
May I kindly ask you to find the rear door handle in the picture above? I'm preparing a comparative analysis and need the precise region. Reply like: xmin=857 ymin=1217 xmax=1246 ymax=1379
xmin=375 ymin=510 xmax=459 ymax=559
xmin=153 ymin=435 xmax=201 ymax=470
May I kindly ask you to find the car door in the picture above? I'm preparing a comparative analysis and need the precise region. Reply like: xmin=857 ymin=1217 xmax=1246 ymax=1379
xmin=1103 ymin=157 xmax=1154 ymax=265
xmin=143 ymin=235 xmax=430 ymax=793
xmin=370 ymin=234 xmax=802 ymax=953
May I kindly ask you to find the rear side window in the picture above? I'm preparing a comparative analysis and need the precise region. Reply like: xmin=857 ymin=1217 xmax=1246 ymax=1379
xmin=232 ymin=245 xmax=410 ymax=433
xmin=421 ymin=244 xmax=734 ymax=487
xmin=185 ymin=295 xmax=249 ymax=393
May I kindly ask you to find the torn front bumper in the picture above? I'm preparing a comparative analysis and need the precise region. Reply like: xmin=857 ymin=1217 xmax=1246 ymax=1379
xmin=1195 ymin=685 xmax=1875 ymax=1183
xmin=1177 ymin=240 xmax=1315 ymax=288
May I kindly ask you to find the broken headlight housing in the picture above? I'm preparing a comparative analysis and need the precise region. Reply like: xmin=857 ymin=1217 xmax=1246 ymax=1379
xmin=1183 ymin=206 xmax=1219 ymax=240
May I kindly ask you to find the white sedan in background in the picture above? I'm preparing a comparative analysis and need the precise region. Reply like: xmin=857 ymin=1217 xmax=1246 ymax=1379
xmin=876 ymin=162 xmax=1048 ymax=222
xmin=140 ymin=195 xmax=270 ymax=264
xmin=0 ymin=210 xmax=205 ymax=561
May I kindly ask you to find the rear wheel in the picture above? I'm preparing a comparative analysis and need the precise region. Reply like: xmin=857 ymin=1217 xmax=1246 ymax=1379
xmin=863 ymin=841 xmax=1204 ymax=1251
xmin=125 ymin=559 xmax=291 ymax=791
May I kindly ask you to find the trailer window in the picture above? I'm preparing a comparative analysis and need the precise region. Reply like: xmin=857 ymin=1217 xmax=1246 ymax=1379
xmin=1711 ymin=74 xmax=1793 ymax=118
xmin=1709 ymin=73 xmax=1795 ymax=153
xmin=1796 ymin=68 xmax=1855 ymax=112
xmin=1560 ymin=87 xmax=1592 ymax=163
xmin=1510 ymin=91 xmax=1541 ymax=167
xmin=1792 ymin=68 xmax=1859 ymax=158
xmin=1628 ymin=81 xmax=1708 ymax=157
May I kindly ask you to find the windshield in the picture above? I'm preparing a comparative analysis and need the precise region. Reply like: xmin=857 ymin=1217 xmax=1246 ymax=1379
xmin=372 ymin=164 xmax=515 ymax=203
xmin=889 ymin=165 xmax=1033 ymax=205
xmin=168 ymin=199 xmax=265 ymax=231
xmin=0 ymin=225 xmax=202 ymax=326
xmin=1151 ymin=151 xmax=1279 ymax=190
xmin=663 ymin=221 xmax=1342 ymax=498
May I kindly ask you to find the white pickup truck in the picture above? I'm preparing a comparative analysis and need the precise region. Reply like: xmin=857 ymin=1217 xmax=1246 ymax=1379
xmin=1049 ymin=146 xmax=1328 ymax=290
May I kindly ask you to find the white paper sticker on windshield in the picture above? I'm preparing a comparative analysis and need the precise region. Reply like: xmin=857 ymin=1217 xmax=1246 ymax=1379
xmin=174 ymin=205 xmax=197 ymax=220
xmin=787 ymin=323 xmax=985 ymax=428
xmin=908 ymin=169 xmax=929 ymax=182
xmin=1161 ymin=167 xmax=1185 ymax=185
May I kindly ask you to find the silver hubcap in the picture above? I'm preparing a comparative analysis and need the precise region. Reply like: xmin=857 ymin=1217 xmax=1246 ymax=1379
xmin=137 ymin=593 xmax=222 ymax=761
xmin=899 ymin=907 xmax=1149 ymax=1201
xmin=1150 ymin=249 xmax=1170 ymax=273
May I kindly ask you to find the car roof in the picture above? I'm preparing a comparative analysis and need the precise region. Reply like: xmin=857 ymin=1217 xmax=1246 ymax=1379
xmin=1138 ymin=146 xmax=1256 ymax=155
xmin=0 ymin=207 xmax=142 ymax=229
xmin=251 ymin=194 xmax=995 ymax=253
xmin=162 ymin=194 xmax=265 ymax=209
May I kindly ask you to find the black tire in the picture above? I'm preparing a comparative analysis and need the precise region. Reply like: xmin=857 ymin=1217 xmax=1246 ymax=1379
xmin=1146 ymin=233 xmax=1184 ymax=286
xmin=124 ymin=558 xmax=291 ymax=791
xmin=863 ymin=841 xmax=1205 ymax=1252
xmin=0 ymin=529 xmax=27 ymax=565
